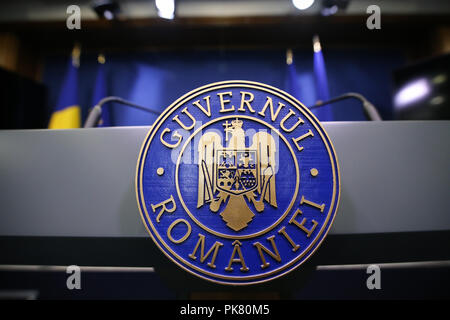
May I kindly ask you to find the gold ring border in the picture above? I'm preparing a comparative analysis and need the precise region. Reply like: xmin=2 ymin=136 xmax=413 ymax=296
xmin=135 ymin=80 xmax=341 ymax=285
xmin=175 ymin=115 xmax=300 ymax=240
xmin=137 ymin=82 xmax=338 ymax=283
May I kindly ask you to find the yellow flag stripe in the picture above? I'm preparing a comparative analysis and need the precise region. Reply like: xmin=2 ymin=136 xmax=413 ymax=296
xmin=48 ymin=105 xmax=81 ymax=129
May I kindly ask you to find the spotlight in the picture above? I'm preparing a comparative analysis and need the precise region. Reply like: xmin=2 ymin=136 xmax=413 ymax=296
xmin=292 ymin=0 xmax=315 ymax=11
xmin=92 ymin=0 xmax=120 ymax=20
xmin=394 ymin=78 xmax=431 ymax=109
xmin=321 ymin=0 xmax=349 ymax=16
xmin=156 ymin=0 xmax=175 ymax=20
xmin=321 ymin=5 xmax=338 ymax=16
xmin=313 ymin=35 xmax=322 ymax=53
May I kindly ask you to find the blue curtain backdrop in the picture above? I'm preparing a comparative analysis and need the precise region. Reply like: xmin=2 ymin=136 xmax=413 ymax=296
xmin=43 ymin=48 xmax=404 ymax=125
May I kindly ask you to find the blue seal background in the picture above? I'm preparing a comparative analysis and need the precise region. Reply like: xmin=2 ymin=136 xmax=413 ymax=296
xmin=136 ymin=81 xmax=340 ymax=285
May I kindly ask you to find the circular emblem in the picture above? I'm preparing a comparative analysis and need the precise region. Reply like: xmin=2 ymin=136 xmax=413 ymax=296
xmin=136 ymin=81 xmax=340 ymax=285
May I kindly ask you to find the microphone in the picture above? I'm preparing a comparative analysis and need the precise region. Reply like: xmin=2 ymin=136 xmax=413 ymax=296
xmin=308 ymin=92 xmax=383 ymax=121
xmin=83 ymin=96 xmax=161 ymax=128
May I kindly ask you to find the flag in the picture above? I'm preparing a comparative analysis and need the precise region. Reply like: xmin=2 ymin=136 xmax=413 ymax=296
xmin=285 ymin=49 xmax=302 ymax=100
xmin=48 ymin=44 xmax=81 ymax=129
xmin=92 ymin=54 xmax=110 ymax=127
xmin=284 ymin=48 xmax=318 ymax=109
xmin=313 ymin=35 xmax=334 ymax=121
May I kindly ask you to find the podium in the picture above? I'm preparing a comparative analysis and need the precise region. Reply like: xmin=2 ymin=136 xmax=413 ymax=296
xmin=1 ymin=121 xmax=449 ymax=299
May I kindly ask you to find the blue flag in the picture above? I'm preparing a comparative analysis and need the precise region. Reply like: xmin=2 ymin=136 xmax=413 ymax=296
xmin=313 ymin=36 xmax=334 ymax=121
xmin=284 ymin=49 xmax=320 ymax=112
xmin=285 ymin=52 xmax=302 ymax=101
xmin=92 ymin=59 xmax=110 ymax=127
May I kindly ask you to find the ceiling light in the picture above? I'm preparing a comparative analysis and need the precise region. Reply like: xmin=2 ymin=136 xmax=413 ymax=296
xmin=292 ymin=0 xmax=315 ymax=11
xmin=156 ymin=0 xmax=175 ymax=20
xmin=92 ymin=0 xmax=120 ymax=20
xmin=321 ymin=0 xmax=349 ymax=16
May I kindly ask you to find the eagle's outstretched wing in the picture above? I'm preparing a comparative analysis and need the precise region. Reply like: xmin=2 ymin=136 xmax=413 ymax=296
xmin=251 ymin=132 xmax=277 ymax=208
xmin=197 ymin=132 xmax=223 ymax=208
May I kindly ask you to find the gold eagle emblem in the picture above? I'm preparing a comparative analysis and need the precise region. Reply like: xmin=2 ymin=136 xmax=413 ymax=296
xmin=197 ymin=118 xmax=277 ymax=231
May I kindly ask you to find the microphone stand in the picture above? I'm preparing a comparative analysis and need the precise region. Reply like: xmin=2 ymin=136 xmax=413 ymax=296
xmin=308 ymin=92 xmax=383 ymax=121
xmin=85 ymin=93 xmax=382 ymax=127
xmin=83 ymin=96 xmax=161 ymax=128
